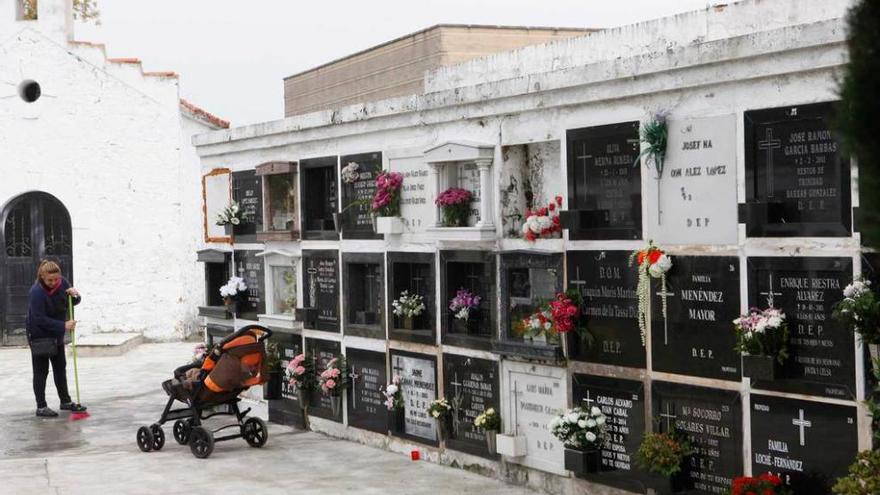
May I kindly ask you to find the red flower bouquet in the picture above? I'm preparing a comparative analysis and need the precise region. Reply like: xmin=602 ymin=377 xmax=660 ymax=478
xmin=521 ymin=196 xmax=563 ymax=242
xmin=731 ymin=473 xmax=791 ymax=495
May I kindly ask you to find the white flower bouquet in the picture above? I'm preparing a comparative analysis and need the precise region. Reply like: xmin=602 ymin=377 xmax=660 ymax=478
xmin=219 ymin=276 xmax=247 ymax=303
xmin=392 ymin=290 xmax=426 ymax=318
xmin=733 ymin=307 xmax=789 ymax=363
xmin=549 ymin=405 xmax=609 ymax=450
xmin=341 ymin=162 xmax=360 ymax=184
xmin=215 ymin=201 xmax=242 ymax=227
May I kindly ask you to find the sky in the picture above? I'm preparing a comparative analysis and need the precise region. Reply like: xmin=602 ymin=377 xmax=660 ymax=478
xmin=76 ymin=0 xmax=712 ymax=127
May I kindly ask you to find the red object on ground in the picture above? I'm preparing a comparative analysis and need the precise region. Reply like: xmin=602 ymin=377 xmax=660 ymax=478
xmin=410 ymin=450 xmax=420 ymax=461
xmin=70 ymin=410 xmax=90 ymax=421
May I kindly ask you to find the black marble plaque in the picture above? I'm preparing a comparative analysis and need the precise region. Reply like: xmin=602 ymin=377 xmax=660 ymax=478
xmin=232 ymin=170 xmax=262 ymax=242
xmin=651 ymin=256 xmax=741 ymax=380
xmin=305 ymin=337 xmax=342 ymax=422
xmin=652 ymin=382 xmax=743 ymax=495
xmin=566 ymin=121 xmax=642 ymax=240
xmin=268 ymin=332 xmax=305 ymax=427
xmin=750 ymin=394 xmax=858 ymax=495
xmin=747 ymin=257 xmax=855 ymax=398
xmin=390 ymin=350 xmax=439 ymax=446
xmin=443 ymin=354 xmax=499 ymax=458
xmin=568 ymin=250 xmax=644 ymax=368
xmin=300 ymin=156 xmax=339 ymax=240
xmin=302 ymin=250 xmax=340 ymax=332
xmin=340 ymin=152 xmax=382 ymax=240
xmin=744 ymin=102 xmax=851 ymax=237
xmin=440 ymin=250 xmax=496 ymax=350
xmin=573 ymin=374 xmax=646 ymax=493
xmin=387 ymin=252 xmax=435 ymax=344
xmin=233 ymin=250 xmax=265 ymax=320
xmin=345 ymin=348 xmax=387 ymax=434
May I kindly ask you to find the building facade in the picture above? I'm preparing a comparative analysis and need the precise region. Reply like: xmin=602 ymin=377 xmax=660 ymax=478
xmin=0 ymin=0 xmax=227 ymax=344
xmin=193 ymin=1 xmax=868 ymax=494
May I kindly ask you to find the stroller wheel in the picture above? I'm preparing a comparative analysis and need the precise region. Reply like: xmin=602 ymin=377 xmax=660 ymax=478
xmin=242 ymin=417 xmax=268 ymax=448
xmin=189 ymin=426 xmax=214 ymax=459
xmin=136 ymin=426 xmax=154 ymax=453
xmin=173 ymin=419 xmax=191 ymax=445
xmin=150 ymin=424 xmax=165 ymax=451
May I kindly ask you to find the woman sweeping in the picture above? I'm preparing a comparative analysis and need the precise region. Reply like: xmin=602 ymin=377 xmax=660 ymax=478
xmin=26 ymin=259 xmax=88 ymax=417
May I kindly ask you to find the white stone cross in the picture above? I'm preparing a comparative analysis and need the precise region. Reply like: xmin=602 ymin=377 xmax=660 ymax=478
xmin=758 ymin=128 xmax=782 ymax=198
xmin=307 ymin=265 xmax=318 ymax=306
xmin=760 ymin=273 xmax=783 ymax=308
xmin=450 ymin=372 xmax=464 ymax=435
xmin=348 ymin=368 xmax=361 ymax=409
xmin=655 ymin=285 xmax=676 ymax=345
xmin=581 ymin=390 xmax=595 ymax=409
xmin=792 ymin=408 xmax=812 ymax=446
xmin=577 ymin=142 xmax=591 ymax=193
xmin=660 ymin=402 xmax=677 ymax=433
xmin=569 ymin=266 xmax=588 ymax=296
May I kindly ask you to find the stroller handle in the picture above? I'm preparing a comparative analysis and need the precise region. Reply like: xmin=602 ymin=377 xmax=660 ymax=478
xmin=216 ymin=324 xmax=273 ymax=348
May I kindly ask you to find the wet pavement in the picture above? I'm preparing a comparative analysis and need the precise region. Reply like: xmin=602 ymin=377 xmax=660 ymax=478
xmin=0 ymin=343 xmax=538 ymax=495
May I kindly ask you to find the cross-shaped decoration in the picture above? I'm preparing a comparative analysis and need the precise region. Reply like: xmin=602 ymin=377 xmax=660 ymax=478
xmin=348 ymin=368 xmax=361 ymax=409
xmin=760 ymin=273 xmax=783 ymax=308
xmin=392 ymin=357 xmax=405 ymax=379
xmin=364 ymin=268 xmax=377 ymax=311
xmin=465 ymin=266 xmax=482 ymax=293
xmin=581 ymin=390 xmax=595 ymax=409
xmin=791 ymin=408 xmax=812 ymax=446
xmin=450 ymin=372 xmax=464 ymax=436
xmin=758 ymin=128 xmax=782 ymax=198
xmin=569 ymin=266 xmax=588 ymax=297
xmin=412 ymin=275 xmax=424 ymax=297
xmin=511 ymin=380 xmax=522 ymax=436
xmin=577 ymin=143 xmax=591 ymax=203
xmin=655 ymin=285 xmax=676 ymax=345
xmin=307 ymin=264 xmax=318 ymax=306
xmin=660 ymin=402 xmax=677 ymax=433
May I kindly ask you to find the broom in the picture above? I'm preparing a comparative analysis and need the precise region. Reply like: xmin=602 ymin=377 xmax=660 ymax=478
xmin=68 ymin=294 xmax=90 ymax=420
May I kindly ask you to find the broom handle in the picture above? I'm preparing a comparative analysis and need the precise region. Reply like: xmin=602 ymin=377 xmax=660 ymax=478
xmin=69 ymin=295 xmax=81 ymax=404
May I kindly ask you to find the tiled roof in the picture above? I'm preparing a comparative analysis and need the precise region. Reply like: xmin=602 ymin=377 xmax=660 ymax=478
xmin=180 ymin=98 xmax=230 ymax=129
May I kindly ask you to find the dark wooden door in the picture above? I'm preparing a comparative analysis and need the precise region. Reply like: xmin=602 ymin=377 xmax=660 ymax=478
xmin=1 ymin=193 xmax=72 ymax=345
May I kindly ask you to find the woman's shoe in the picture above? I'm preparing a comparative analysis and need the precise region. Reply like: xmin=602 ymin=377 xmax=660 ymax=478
xmin=36 ymin=407 xmax=59 ymax=417
xmin=60 ymin=402 xmax=87 ymax=412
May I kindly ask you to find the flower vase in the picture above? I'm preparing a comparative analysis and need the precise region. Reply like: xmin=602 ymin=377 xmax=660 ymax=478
xmin=485 ymin=429 xmax=498 ymax=454
xmin=564 ymin=446 xmax=601 ymax=475
xmin=375 ymin=216 xmax=404 ymax=234
xmin=332 ymin=213 xmax=342 ymax=233
xmin=330 ymin=395 xmax=342 ymax=418
xmin=531 ymin=332 xmax=548 ymax=345
xmin=436 ymin=416 xmax=450 ymax=442
xmin=224 ymin=299 xmax=238 ymax=318
xmin=263 ymin=370 xmax=283 ymax=400
xmin=296 ymin=387 xmax=310 ymax=409
xmin=224 ymin=224 xmax=235 ymax=236
xmin=644 ymin=470 xmax=691 ymax=495
xmin=403 ymin=317 xmax=415 ymax=331
xmin=742 ymin=354 xmax=780 ymax=381
xmin=389 ymin=407 xmax=406 ymax=433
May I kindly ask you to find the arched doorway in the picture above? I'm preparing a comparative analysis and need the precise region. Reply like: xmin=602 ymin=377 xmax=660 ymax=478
xmin=0 ymin=192 xmax=72 ymax=346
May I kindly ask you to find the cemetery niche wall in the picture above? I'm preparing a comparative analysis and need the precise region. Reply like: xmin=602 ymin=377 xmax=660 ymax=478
xmin=442 ymin=354 xmax=500 ymax=459
xmin=343 ymin=252 xmax=384 ymax=339
xmin=305 ymin=337 xmax=342 ymax=422
xmin=387 ymin=252 xmax=435 ymax=344
xmin=233 ymin=249 xmax=265 ymax=321
xmin=300 ymin=156 xmax=339 ymax=240
xmin=742 ymin=101 xmax=851 ymax=237
xmin=390 ymin=350 xmax=439 ymax=446
xmin=268 ymin=332 xmax=305 ymax=428
xmin=562 ymin=122 xmax=641 ymax=240
xmin=256 ymin=161 xmax=299 ymax=241
xmin=231 ymin=170 xmax=262 ymax=243
xmin=567 ymin=250 xmax=644 ymax=368
xmin=494 ymin=252 xmax=564 ymax=361
xmin=440 ymin=250 xmax=496 ymax=350
xmin=340 ymin=152 xmax=382 ymax=240
xmin=300 ymin=250 xmax=340 ymax=332
xmin=345 ymin=347 xmax=388 ymax=434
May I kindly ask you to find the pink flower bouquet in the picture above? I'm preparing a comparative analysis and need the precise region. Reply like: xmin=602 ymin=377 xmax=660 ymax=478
xmin=371 ymin=172 xmax=403 ymax=217
xmin=435 ymin=187 xmax=473 ymax=227
xmin=319 ymin=356 xmax=349 ymax=396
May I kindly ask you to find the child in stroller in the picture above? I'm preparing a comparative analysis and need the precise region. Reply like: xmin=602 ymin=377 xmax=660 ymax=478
xmin=135 ymin=324 xmax=273 ymax=458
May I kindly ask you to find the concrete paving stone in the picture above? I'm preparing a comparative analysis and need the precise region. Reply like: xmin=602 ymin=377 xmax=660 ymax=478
xmin=0 ymin=343 xmax=538 ymax=494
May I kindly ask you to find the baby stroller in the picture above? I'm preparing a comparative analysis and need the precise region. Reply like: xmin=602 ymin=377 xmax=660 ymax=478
xmin=135 ymin=324 xmax=272 ymax=458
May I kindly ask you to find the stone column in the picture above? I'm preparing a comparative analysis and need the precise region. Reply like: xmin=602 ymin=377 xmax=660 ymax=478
xmin=428 ymin=163 xmax=442 ymax=227
xmin=475 ymin=158 xmax=494 ymax=228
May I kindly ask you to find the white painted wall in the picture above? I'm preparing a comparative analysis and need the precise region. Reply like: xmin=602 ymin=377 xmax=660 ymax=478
xmin=0 ymin=15 xmax=214 ymax=340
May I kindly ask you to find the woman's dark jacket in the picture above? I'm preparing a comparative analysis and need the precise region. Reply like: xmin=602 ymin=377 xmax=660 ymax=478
xmin=26 ymin=278 xmax=81 ymax=342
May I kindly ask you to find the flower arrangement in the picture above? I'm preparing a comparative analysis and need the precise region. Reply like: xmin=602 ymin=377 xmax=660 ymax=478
xmin=319 ymin=356 xmax=348 ymax=396
xmin=449 ymin=288 xmax=481 ymax=321
xmin=520 ymin=307 xmax=554 ymax=340
xmin=635 ymin=431 xmax=691 ymax=477
xmin=435 ymin=187 xmax=473 ymax=227
xmin=215 ymin=201 xmax=242 ymax=227
xmin=833 ymin=449 xmax=880 ymax=495
xmin=382 ymin=374 xmax=404 ymax=410
xmin=517 ymin=289 xmax=585 ymax=343
xmin=733 ymin=307 xmax=789 ymax=363
xmin=833 ymin=279 xmax=880 ymax=345
xmin=474 ymin=407 xmax=501 ymax=431
xmin=635 ymin=111 xmax=669 ymax=178
xmin=732 ymin=473 xmax=791 ymax=495
xmin=426 ymin=398 xmax=452 ymax=420
xmin=549 ymin=291 xmax=580 ymax=334
xmin=392 ymin=290 xmax=426 ymax=319
xmin=522 ymin=195 xmax=563 ymax=242
xmin=371 ymin=171 xmax=403 ymax=217
xmin=630 ymin=241 xmax=673 ymax=346
xmin=219 ymin=276 xmax=248 ymax=304
xmin=286 ymin=353 xmax=317 ymax=391
xmin=549 ymin=405 xmax=609 ymax=450
xmin=192 ymin=343 xmax=208 ymax=363
xmin=341 ymin=162 xmax=360 ymax=184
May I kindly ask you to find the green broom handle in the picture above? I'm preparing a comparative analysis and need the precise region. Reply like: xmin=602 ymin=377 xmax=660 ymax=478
xmin=69 ymin=294 xmax=81 ymax=404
